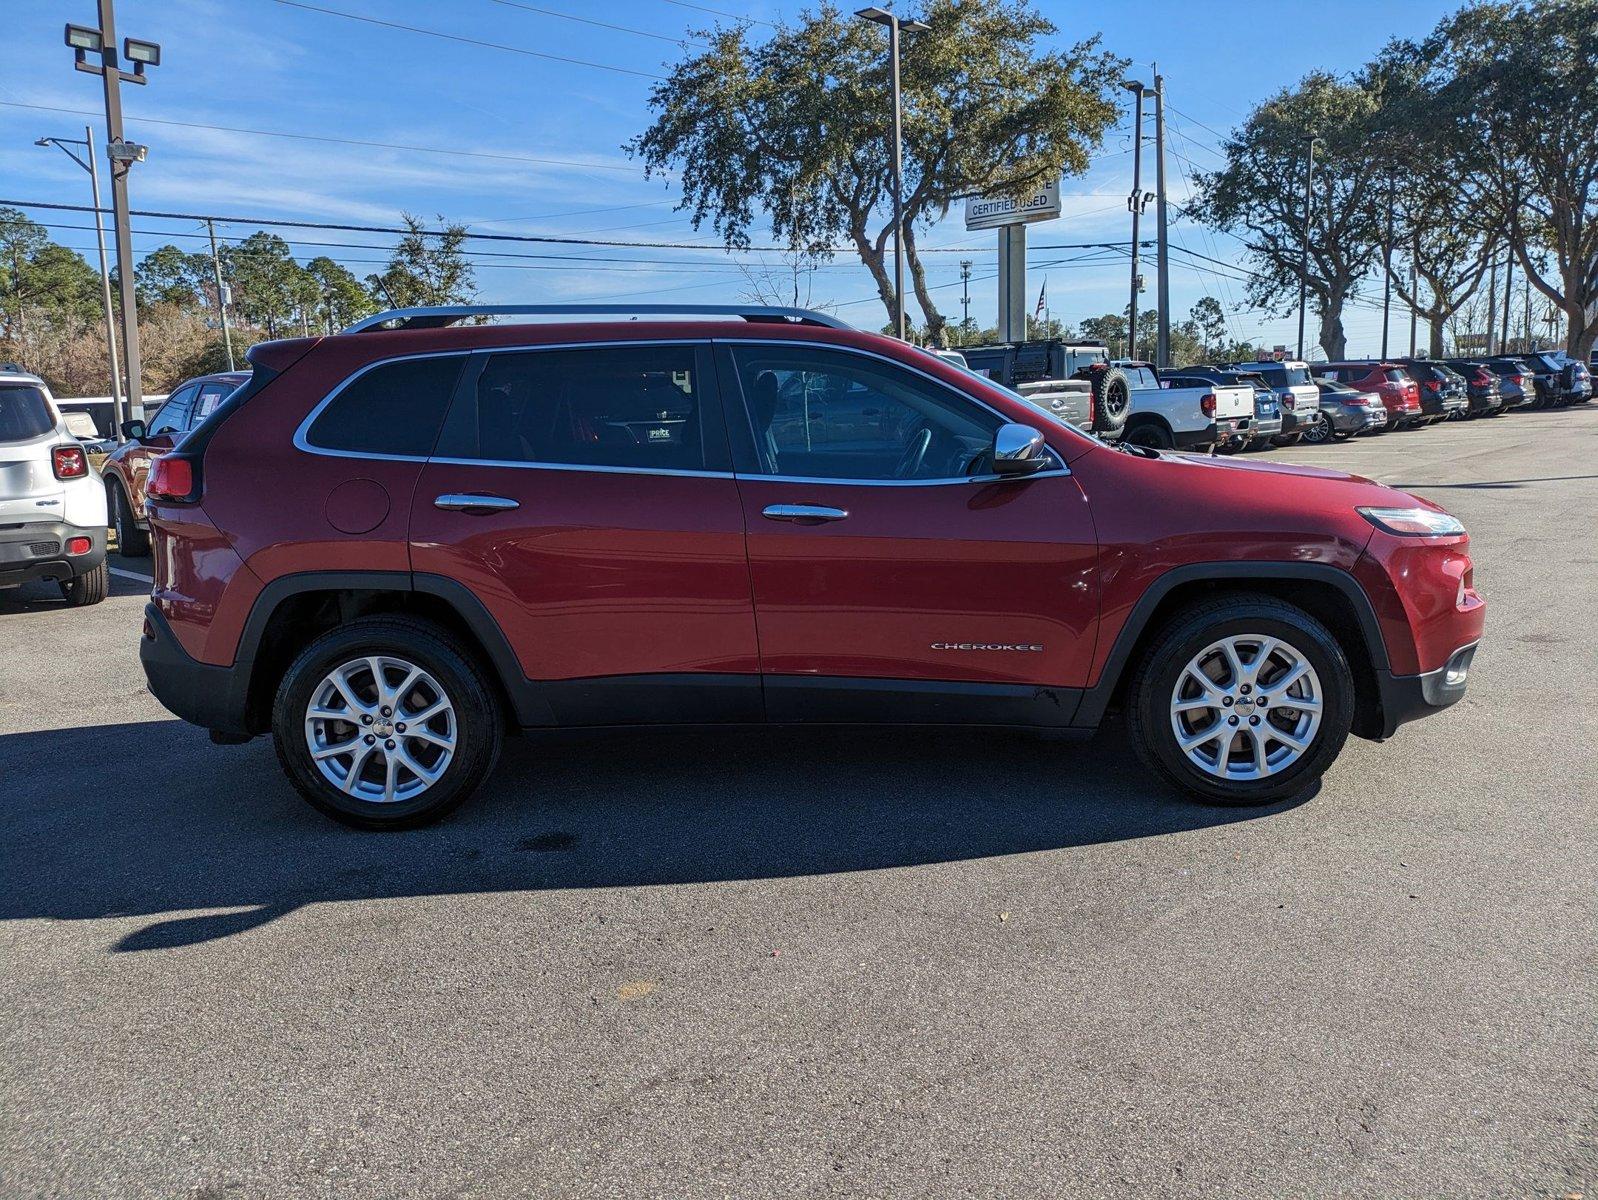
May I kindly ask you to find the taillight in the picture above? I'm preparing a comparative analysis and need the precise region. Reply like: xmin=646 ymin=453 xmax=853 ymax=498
xmin=146 ymin=455 xmax=196 ymax=502
xmin=1282 ymin=395 xmax=1295 ymax=411
xmin=51 ymin=445 xmax=88 ymax=479
xmin=66 ymin=535 xmax=92 ymax=555
xmin=1423 ymin=379 xmax=1441 ymax=392
xmin=1513 ymin=375 xmax=1527 ymax=386
xmin=1474 ymin=369 xmax=1492 ymax=385
xmin=1200 ymin=393 xmax=1216 ymax=417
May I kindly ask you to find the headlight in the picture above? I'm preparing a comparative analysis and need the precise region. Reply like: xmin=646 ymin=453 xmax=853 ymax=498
xmin=1357 ymin=506 xmax=1466 ymax=536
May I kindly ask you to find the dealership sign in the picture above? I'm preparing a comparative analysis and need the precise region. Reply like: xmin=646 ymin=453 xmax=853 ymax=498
xmin=964 ymin=180 xmax=1062 ymax=231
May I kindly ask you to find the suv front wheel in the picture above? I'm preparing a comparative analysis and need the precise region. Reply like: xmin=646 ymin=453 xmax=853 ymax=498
xmin=1127 ymin=596 xmax=1353 ymax=805
xmin=272 ymin=616 xmax=503 ymax=829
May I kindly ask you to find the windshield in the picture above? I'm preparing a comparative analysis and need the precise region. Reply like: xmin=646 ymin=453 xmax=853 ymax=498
xmin=0 ymin=384 xmax=55 ymax=444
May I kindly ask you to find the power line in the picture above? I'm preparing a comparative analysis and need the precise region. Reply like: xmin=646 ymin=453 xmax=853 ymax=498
xmin=268 ymin=0 xmax=666 ymax=79
xmin=656 ymin=0 xmax=776 ymax=27
xmin=0 ymin=100 xmax=638 ymax=175
xmin=487 ymin=0 xmax=707 ymax=46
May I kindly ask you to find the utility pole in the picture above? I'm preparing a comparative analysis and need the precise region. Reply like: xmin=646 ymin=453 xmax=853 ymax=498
xmin=1500 ymin=249 xmax=1513 ymax=353
xmin=855 ymin=8 xmax=928 ymax=341
xmin=66 ymin=5 xmax=162 ymax=421
xmin=206 ymin=218 xmax=234 ymax=370
xmin=959 ymin=259 xmax=971 ymax=345
xmin=1123 ymin=80 xmax=1147 ymax=361
xmin=1153 ymin=72 xmax=1171 ymax=369
xmin=1408 ymin=230 xmax=1419 ymax=357
xmin=1296 ymin=135 xmax=1319 ymax=361
xmin=1380 ymin=180 xmax=1395 ymax=359
xmin=36 ymin=127 xmax=124 ymax=439
xmin=1484 ymin=253 xmax=1497 ymax=356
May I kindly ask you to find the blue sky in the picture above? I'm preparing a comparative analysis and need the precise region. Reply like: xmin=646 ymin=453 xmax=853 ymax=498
xmin=3 ymin=0 xmax=1456 ymax=354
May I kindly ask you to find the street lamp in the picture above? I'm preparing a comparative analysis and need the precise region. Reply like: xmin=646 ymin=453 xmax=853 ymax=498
xmin=855 ymin=6 xmax=928 ymax=341
xmin=1122 ymin=80 xmax=1148 ymax=359
xmin=62 ymin=4 xmax=161 ymax=428
xmin=36 ymin=129 xmax=124 ymax=439
xmin=1296 ymin=133 xmax=1323 ymax=361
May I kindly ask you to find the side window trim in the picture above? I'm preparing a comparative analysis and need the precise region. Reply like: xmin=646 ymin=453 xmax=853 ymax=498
xmin=424 ymin=340 xmax=734 ymax=477
xmin=716 ymin=338 xmax=1067 ymax=485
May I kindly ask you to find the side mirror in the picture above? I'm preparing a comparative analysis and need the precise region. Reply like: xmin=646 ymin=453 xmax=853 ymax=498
xmin=991 ymin=422 xmax=1052 ymax=476
xmin=121 ymin=419 xmax=147 ymax=442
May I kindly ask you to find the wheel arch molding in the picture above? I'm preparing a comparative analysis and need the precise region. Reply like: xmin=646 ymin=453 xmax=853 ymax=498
xmin=1073 ymin=561 xmax=1389 ymax=730
xmin=235 ymin=570 xmax=552 ymax=733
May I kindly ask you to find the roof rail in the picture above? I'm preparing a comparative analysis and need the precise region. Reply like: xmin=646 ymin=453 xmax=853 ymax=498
xmin=341 ymin=303 xmax=852 ymax=334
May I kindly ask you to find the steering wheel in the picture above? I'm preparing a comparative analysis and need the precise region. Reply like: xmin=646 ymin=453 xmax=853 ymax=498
xmin=894 ymin=426 xmax=933 ymax=479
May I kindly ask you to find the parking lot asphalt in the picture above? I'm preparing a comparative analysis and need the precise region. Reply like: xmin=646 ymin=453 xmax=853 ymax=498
xmin=2 ymin=406 xmax=1595 ymax=1200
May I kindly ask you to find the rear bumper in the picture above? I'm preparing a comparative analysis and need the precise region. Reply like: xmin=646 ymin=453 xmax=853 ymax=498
xmin=1248 ymin=415 xmax=1283 ymax=441
xmin=1327 ymin=405 xmax=1386 ymax=434
xmin=0 ymin=521 xmax=106 ymax=589
xmin=1374 ymin=642 xmax=1477 ymax=738
xmin=140 ymin=602 xmax=253 ymax=736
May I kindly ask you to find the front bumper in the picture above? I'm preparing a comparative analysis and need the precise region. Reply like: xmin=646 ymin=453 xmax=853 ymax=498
xmin=140 ymin=602 xmax=254 ymax=736
xmin=0 ymin=521 xmax=106 ymax=589
xmin=1374 ymin=642 xmax=1477 ymax=738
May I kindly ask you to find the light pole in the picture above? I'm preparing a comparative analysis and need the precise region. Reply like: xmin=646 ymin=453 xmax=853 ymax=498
xmin=959 ymin=259 xmax=972 ymax=344
xmin=65 ymin=7 xmax=161 ymax=424
xmin=1295 ymin=134 xmax=1321 ymax=361
xmin=35 ymin=127 xmax=124 ymax=440
xmin=1123 ymin=80 xmax=1148 ymax=360
xmin=855 ymin=6 xmax=928 ymax=342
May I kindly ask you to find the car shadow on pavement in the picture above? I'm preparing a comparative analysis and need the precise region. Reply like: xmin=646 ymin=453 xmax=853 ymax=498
xmin=0 ymin=719 xmax=1312 ymax=952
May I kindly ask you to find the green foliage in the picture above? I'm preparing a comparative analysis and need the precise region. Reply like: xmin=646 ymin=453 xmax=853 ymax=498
xmin=0 ymin=207 xmax=101 ymax=338
xmin=304 ymin=257 xmax=377 ymax=331
xmin=1414 ymin=0 xmax=1598 ymax=355
xmin=630 ymin=0 xmax=1125 ymax=340
xmin=224 ymin=232 xmax=306 ymax=337
xmin=134 ymin=244 xmax=211 ymax=309
xmin=1191 ymin=72 xmax=1386 ymax=359
xmin=366 ymin=213 xmax=476 ymax=310
xmin=1188 ymin=297 xmax=1229 ymax=358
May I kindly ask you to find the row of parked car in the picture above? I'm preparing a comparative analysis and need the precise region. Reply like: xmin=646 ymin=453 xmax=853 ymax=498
xmin=949 ymin=339 xmax=1594 ymax=454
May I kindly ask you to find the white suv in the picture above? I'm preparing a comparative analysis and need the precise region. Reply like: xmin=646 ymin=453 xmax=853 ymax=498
xmin=0 ymin=366 xmax=109 ymax=606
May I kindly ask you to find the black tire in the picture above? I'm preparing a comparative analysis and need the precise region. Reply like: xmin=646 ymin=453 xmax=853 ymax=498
xmin=109 ymin=479 xmax=150 ymax=557
xmin=1088 ymin=367 xmax=1131 ymax=436
xmin=272 ymin=616 xmax=504 ymax=829
xmin=1299 ymin=413 xmax=1333 ymax=445
xmin=61 ymin=559 xmax=108 ymax=606
xmin=1126 ymin=594 xmax=1354 ymax=806
xmin=1123 ymin=419 xmax=1174 ymax=449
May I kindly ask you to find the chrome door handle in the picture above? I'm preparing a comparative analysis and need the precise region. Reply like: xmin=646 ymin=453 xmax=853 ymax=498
xmin=434 ymin=493 xmax=520 ymax=513
xmin=762 ymin=504 xmax=848 ymax=523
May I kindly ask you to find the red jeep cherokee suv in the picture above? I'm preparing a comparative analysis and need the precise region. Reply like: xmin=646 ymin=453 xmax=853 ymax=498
xmin=138 ymin=305 xmax=1485 ymax=829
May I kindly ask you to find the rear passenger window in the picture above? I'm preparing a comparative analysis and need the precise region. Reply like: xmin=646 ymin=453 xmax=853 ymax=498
xmin=306 ymin=355 xmax=465 ymax=457
xmin=436 ymin=344 xmax=707 ymax=472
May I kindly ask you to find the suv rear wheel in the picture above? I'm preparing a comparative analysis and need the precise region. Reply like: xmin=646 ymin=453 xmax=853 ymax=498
xmin=61 ymin=560 xmax=108 ymax=606
xmin=1127 ymin=596 xmax=1353 ymax=805
xmin=272 ymin=616 xmax=503 ymax=829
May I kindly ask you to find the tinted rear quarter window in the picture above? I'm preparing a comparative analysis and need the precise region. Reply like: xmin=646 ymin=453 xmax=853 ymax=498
xmin=0 ymin=384 xmax=55 ymax=443
xmin=306 ymin=355 xmax=466 ymax=457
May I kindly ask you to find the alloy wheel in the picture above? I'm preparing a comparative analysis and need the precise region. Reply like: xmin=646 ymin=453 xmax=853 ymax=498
xmin=1169 ymin=634 xmax=1323 ymax=781
xmin=304 ymin=656 xmax=457 ymax=803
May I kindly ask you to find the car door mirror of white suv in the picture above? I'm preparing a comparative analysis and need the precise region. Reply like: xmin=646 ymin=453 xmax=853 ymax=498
xmin=991 ymin=423 xmax=1051 ymax=476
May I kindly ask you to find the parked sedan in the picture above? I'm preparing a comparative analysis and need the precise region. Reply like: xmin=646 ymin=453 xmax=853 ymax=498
xmin=1305 ymin=378 xmax=1387 ymax=442
xmin=1439 ymin=359 xmax=1506 ymax=416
